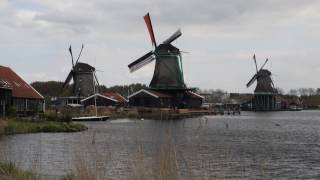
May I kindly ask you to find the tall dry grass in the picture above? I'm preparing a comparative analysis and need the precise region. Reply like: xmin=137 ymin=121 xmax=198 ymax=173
xmin=73 ymin=156 xmax=97 ymax=180
xmin=0 ymin=119 xmax=7 ymax=135
xmin=67 ymin=126 xmax=184 ymax=180
xmin=0 ymin=161 xmax=37 ymax=180
xmin=157 ymin=129 xmax=180 ymax=180
xmin=131 ymin=128 xmax=182 ymax=180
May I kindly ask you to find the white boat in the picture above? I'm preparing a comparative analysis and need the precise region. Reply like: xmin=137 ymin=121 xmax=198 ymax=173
xmin=72 ymin=116 xmax=109 ymax=121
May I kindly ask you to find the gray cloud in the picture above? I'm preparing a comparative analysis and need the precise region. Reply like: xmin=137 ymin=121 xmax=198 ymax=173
xmin=1 ymin=0 xmax=320 ymax=93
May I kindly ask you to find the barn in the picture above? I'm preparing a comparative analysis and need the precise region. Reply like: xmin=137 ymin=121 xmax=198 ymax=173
xmin=0 ymin=66 xmax=45 ymax=116
xmin=128 ymin=89 xmax=203 ymax=109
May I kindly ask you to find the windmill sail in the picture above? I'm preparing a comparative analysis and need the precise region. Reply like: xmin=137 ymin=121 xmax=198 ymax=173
xmin=75 ymin=44 xmax=84 ymax=64
xmin=253 ymin=54 xmax=258 ymax=73
xmin=259 ymin=58 xmax=269 ymax=71
xmin=144 ymin=13 xmax=157 ymax=46
xmin=128 ymin=51 xmax=155 ymax=72
xmin=162 ymin=29 xmax=182 ymax=45
xmin=63 ymin=70 xmax=74 ymax=88
xmin=246 ymin=74 xmax=257 ymax=88
xmin=69 ymin=45 xmax=74 ymax=67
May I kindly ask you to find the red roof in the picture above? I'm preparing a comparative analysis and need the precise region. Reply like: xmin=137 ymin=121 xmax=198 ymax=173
xmin=102 ymin=92 xmax=128 ymax=103
xmin=0 ymin=66 xmax=43 ymax=99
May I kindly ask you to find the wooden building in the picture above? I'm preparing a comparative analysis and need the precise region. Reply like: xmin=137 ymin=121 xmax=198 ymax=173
xmin=128 ymin=89 xmax=203 ymax=109
xmin=0 ymin=66 xmax=45 ymax=116
xmin=0 ymin=80 xmax=12 ymax=117
xmin=81 ymin=92 xmax=128 ymax=107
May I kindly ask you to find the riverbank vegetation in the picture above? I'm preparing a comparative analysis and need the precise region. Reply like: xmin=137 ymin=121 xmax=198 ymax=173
xmin=0 ymin=161 xmax=37 ymax=180
xmin=0 ymin=113 xmax=87 ymax=135
xmin=0 ymin=161 xmax=76 ymax=180
xmin=4 ymin=119 xmax=87 ymax=135
xmin=0 ymin=120 xmax=7 ymax=135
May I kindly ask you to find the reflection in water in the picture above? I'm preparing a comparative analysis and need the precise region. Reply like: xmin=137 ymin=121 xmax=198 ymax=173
xmin=0 ymin=111 xmax=320 ymax=179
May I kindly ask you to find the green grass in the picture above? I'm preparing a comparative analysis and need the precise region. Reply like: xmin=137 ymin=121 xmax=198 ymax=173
xmin=4 ymin=119 xmax=87 ymax=135
xmin=0 ymin=161 xmax=37 ymax=180
xmin=0 ymin=161 xmax=77 ymax=180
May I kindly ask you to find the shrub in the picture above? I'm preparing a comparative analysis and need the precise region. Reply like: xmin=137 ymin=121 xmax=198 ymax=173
xmin=60 ymin=112 xmax=72 ymax=123
xmin=7 ymin=107 xmax=16 ymax=117
xmin=45 ymin=112 xmax=58 ymax=121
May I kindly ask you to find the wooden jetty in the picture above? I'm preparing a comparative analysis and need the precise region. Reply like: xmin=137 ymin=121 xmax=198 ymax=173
xmin=129 ymin=107 xmax=241 ymax=120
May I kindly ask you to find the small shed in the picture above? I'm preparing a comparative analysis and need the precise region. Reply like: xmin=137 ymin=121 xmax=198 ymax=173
xmin=81 ymin=93 xmax=118 ymax=107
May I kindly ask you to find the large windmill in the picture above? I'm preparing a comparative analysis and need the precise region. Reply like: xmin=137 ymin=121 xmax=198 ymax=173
xmin=246 ymin=54 xmax=279 ymax=111
xmin=128 ymin=13 xmax=185 ymax=89
xmin=63 ymin=44 xmax=99 ymax=97
xmin=127 ymin=13 xmax=203 ymax=108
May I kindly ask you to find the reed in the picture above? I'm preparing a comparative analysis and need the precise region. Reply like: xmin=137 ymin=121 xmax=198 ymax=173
xmin=73 ymin=157 xmax=97 ymax=180
xmin=130 ymin=128 xmax=182 ymax=180
xmin=0 ymin=161 xmax=37 ymax=180
xmin=158 ymin=134 xmax=181 ymax=179
xmin=0 ymin=119 xmax=7 ymax=135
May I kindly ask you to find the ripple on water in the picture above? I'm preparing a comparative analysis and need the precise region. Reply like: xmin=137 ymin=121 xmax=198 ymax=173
xmin=0 ymin=111 xmax=320 ymax=179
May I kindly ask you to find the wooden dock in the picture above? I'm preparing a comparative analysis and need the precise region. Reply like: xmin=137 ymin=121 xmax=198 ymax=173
xmin=132 ymin=108 xmax=241 ymax=120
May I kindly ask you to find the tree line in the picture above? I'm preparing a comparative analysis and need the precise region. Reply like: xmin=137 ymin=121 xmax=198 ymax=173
xmin=31 ymin=81 xmax=147 ymax=98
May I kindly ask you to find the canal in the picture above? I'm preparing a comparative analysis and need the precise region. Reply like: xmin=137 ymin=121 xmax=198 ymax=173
xmin=0 ymin=111 xmax=320 ymax=179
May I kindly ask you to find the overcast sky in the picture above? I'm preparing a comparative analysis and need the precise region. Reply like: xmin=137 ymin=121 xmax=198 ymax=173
xmin=1 ymin=0 xmax=320 ymax=93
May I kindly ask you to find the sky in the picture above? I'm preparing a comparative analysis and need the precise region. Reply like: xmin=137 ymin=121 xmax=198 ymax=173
xmin=1 ymin=0 xmax=320 ymax=93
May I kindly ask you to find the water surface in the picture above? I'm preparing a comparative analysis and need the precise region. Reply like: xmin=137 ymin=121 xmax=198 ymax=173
xmin=0 ymin=111 xmax=320 ymax=179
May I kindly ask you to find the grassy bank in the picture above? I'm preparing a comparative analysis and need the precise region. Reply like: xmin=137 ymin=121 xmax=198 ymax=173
xmin=2 ymin=119 xmax=87 ymax=135
xmin=0 ymin=161 xmax=75 ymax=180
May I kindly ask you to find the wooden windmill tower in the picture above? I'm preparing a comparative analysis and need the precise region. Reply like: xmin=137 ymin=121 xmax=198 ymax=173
xmin=127 ymin=13 xmax=203 ymax=108
xmin=246 ymin=54 xmax=279 ymax=111
xmin=128 ymin=13 xmax=185 ymax=89
xmin=63 ymin=44 xmax=99 ymax=98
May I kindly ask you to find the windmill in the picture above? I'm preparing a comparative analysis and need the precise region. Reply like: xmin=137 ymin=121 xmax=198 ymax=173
xmin=246 ymin=54 xmax=276 ymax=93
xmin=246 ymin=54 xmax=278 ymax=111
xmin=128 ymin=13 xmax=186 ymax=89
xmin=63 ymin=44 xmax=99 ymax=97
xmin=127 ymin=13 xmax=204 ymax=109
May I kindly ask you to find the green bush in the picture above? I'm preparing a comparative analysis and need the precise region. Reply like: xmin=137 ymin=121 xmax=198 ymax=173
xmin=7 ymin=107 xmax=16 ymax=117
xmin=4 ymin=119 xmax=87 ymax=134
xmin=45 ymin=112 xmax=58 ymax=121
xmin=60 ymin=113 xmax=72 ymax=123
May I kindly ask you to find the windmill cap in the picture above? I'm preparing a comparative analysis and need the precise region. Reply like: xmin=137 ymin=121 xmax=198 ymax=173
xmin=73 ymin=62 xmax=95 ymax=72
